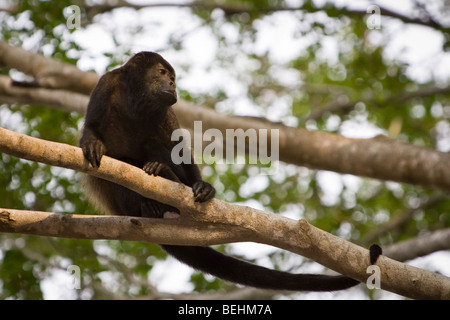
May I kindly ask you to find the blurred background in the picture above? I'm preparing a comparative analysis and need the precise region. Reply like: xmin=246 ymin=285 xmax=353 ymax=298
xmin=0 ymin=0 xmax=450 ymax=299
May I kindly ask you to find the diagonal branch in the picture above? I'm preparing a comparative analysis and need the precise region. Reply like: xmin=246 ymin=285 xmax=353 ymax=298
xmin=360 ymin=195 xmax=448 ymax=245
xmin=304 ymin=85 xmax=450 ymax=122
xmin=384 ymin=228 xmax=450 ymax=262
xmin=0 ymin=126 xmax=449 ymax=299
xmin=175 ymin=100 xmax=450 ymax=191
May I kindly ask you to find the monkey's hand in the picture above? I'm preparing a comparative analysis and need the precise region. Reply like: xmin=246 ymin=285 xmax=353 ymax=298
xmin=143 ymin=161 xmax=182 ymax=182
xmin=80 ymin=136 xmax=106 ymax=168
xmin=192 ymin=181 xmax=215 ymax=203
xmin=143 ymin=161 xmax=168 ymax=176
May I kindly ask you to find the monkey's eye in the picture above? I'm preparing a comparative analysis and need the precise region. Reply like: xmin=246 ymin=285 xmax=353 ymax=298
xmin=159 ymin=69 xmax=167 ymax=75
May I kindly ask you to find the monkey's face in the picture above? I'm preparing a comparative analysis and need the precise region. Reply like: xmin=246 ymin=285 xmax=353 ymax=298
xmin=145 ymin=63 xmax=177 ymax=106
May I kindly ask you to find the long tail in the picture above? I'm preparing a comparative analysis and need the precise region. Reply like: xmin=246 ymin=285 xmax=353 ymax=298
xmin=161 ymin=245 xmax=359 ymax=291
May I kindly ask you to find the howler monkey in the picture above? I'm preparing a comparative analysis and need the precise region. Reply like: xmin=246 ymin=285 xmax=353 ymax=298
xmin=80 ymin=51 xmax=362 ymax=292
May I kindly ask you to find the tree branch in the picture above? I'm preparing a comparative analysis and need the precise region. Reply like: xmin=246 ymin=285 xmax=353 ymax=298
xmin=0 ymin=41 xmax=97 ymax=95
xmin=0 ymin=127 xmax=449 ymax=299
xmin=360 ymin=195 xmax=447 ymax=245
xmin=4 ymin=0 xmax=449 ymax=31
xmin=0 ymin=75 xmax=88 ymax=114
xmin=384 ymin=228 xmax=450 ymax=262
xmin=175 ymin=100 xmax=450 ymax=191
xmin=82 ymin=1 xmax=450 ymax=31
xmin=304 ymin=85 xmax=450 ymax=122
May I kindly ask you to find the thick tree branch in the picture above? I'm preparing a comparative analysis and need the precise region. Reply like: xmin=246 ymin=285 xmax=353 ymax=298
xmin=175 ymin=100 xmax=450 ymax=191
xmin=0 ymin=41 xmax=97 ymax=95
xmin=0 ymin=127 xmax=450 ymax=299
xmin=0 ymin=75 xmax=88 ymax=113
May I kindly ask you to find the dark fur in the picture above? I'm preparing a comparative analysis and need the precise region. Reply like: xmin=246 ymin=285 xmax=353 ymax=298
xmin=80 ymin=51 xmax=362 ymax=291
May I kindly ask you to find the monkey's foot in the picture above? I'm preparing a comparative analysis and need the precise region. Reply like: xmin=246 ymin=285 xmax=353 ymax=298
xmin=163 ymin=211 xmax=180 ymax=219
xmin=192 ymin=181 xmax=216 ymax=202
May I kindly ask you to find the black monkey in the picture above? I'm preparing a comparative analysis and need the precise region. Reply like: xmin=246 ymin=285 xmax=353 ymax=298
xmin=80 ymin=51 xmax=364 ymax=292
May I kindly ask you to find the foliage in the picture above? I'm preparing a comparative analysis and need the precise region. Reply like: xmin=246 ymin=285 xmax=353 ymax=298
xmin=0 ymin=0 xmax=449 ymax=299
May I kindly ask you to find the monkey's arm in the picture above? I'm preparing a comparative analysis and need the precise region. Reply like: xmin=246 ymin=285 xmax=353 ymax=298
xmin=84 ymin=73 xmax=115 ymax=127
xmin=80 ymin=94 xmax=108 ymax=168
xmin=80 ymin=74 xmax=118 ymax=168
xmin=80 ymin=128 xmax=106 ymax=168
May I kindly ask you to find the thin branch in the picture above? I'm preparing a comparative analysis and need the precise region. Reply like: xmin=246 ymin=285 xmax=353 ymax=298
xmin=377 ymin=5 xmax=447 ymax=31
xmin=84 ymin=1 xmax=257 ymax=19
xmin=0 ymin=127 xmax=450 ymax=299
xmin=384 ymin=228 xmax=450 ymax=262
xmin=304 ymin=85 xmax=450 ymax=122
xmin=360 ymin=195 xmax=447 ymax=245
xmin=83 ymin=1 xmax=450 ymax=31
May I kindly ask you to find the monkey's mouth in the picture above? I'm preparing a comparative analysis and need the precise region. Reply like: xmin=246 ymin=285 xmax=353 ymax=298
xmin=163 ymin=90 xmax=177 ymax=100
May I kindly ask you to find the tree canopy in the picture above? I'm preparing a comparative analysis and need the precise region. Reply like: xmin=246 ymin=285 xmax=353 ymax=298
xmin=0 ymin=0 xmax=450 ymax=300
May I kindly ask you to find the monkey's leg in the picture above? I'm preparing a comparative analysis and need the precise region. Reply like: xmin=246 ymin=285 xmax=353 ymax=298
xmin=163 ymin=211 xmax=180 ymax=219
xmin=106 ymin=182 xmax=178 ymax=218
